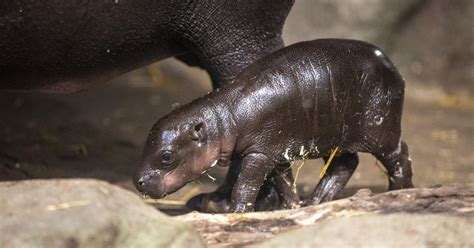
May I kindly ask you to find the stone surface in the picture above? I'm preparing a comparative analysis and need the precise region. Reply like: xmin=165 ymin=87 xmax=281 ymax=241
xmin=256 ymin=214 xmax=473 ymax=248
xmin=177 ymin=186 xmax=474 ymax=247
xmin=284 ymin=0 xmax=474 ymax=94
xmin=0 ymin=179 xmax=204 ymax=248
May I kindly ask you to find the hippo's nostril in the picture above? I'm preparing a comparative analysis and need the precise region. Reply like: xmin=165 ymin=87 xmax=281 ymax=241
xmin=138 ymin=178 xmax=145 ymax=186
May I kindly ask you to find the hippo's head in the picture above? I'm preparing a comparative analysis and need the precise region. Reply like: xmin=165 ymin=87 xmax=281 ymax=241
xmin=134 ymin=111 xmax=221 ymax=199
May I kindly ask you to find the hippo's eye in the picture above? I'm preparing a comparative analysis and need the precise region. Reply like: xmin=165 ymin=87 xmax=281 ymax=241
xmin=161 ymin=151 xmax=174 ymax=166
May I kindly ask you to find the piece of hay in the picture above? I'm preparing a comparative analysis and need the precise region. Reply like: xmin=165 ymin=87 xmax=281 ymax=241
xmin=206 ymin=173 xmax=216 ymax=182
xmin=319 ymin=147 xmax=339 ymax=178
xmin=144 ymin=199 xmax=186 ymax=206
xmin=293 ymin=146 xmax=310 ymax=188
xmin=180 ymin=186 xmax=201 ymax=202
xmin=46 ymin=200 xmax=89 ymax=211
xmin=293 ymin=159 xmax=307 ymax=188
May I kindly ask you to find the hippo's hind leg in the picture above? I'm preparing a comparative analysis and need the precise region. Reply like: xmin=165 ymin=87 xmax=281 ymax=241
xmin=304 ymin=152 xmax=359 ymax=206
xmin=375 ymin=140 xmax=414 ymax=190
xmin=254 ymin=167 xmax=300 ymax=211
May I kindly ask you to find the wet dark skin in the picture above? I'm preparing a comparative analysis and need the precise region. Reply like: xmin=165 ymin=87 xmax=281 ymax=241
xmin=134 ymin=39 xmax=414 ymax=213
xmin=0 ymin=0 xmax=293 ymax=91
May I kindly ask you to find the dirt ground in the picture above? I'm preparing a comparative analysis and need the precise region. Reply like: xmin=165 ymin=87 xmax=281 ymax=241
xmin=1 ymin=59 xmax=473 ymax=214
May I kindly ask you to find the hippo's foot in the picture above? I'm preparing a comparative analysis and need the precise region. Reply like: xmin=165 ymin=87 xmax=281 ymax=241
xmin=375 ymin=140 xmax=415 ymax=190
xmin=186 ymin=191 xmax=231 ymax=213
xmin=186 ymin=158 xmax=296 ymax=213
xmin=186 ymin=181 xmax=283 ymax=213
xmin=255 ymin=178 xmax=285 ymax=211
xmin=303 ymin=152 xmax=359 ymax=206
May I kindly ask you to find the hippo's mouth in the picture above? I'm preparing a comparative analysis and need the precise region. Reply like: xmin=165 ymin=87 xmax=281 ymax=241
xmin=139 ymin=191 xmax=168 ymax=200
xmin=140 ymin=193 xmax=151 ymax=199
xmin=147 ymin=181 xmax=184 ymax=199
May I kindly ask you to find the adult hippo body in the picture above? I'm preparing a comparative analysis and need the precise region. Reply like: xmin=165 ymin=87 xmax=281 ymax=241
xmin=0 ymin=0 xmax=293 ymax=91
xmin=134 ymin=39 xmax=414 ymax=213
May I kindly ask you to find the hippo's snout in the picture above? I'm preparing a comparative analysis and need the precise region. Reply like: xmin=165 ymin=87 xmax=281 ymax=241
xmin=136 ymin=174 xmax=151 ymax=186
xmin=133 ymin=169 xmax=167 ymax=199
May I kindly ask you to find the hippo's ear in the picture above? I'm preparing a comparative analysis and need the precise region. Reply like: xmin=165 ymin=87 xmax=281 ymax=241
xmin=189 ymin=122 xmax=207 ymax=144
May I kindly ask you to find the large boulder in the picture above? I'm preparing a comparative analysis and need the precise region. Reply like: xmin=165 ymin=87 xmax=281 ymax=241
xmin=284 ymin=0 xmax=474 ymax=94
xmin=0 ymin=179 xmax=204 ymax=248
xmin=257 ymin=214 xmax=473 ymax=248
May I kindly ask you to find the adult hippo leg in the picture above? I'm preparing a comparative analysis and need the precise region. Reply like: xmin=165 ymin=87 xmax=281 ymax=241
xmin=171 ymin=0 xmax=293 ymax=87
xmin=304 ymin=152 xmax=359 ymax=206
xmin=164 ymin=0 xmax=296 ymax=211
xmin=173 ymin=0 xmax=295 ymax=211
xmin=375 ymin=141 xmax=414 ymax=190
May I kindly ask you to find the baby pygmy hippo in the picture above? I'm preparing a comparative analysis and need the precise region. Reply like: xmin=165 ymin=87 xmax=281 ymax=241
xmin=134 ymin=39 xmax=414 ymax=213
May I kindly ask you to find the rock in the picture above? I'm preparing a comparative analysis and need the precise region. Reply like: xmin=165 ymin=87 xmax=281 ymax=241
xmin=56 ymin=144 xmax=89 ymax=160
xmin=256 ymin=214 xmax=473 ymax=248
xmin=284 ymin=0 xmax=474 ymax=94
xmin=177 ymin=186 xmax=474 ymax=247
xmin=0 ymin=179 xmax=205 ymax=248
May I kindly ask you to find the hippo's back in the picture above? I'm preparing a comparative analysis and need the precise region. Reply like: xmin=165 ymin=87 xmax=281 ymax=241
xmin=236 ymin=39 xmax=401 ymax=87
xmin=231 ymin=39 xmax=406 ymax=154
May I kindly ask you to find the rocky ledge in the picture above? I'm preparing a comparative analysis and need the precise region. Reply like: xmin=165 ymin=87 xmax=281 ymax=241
xmin=178 ymin=185 xmax=474 ymax=247
xmin=0 ymin=179 xmax=204 ymax=248
xmin=1 ymin=179 xmax=472 ymax=248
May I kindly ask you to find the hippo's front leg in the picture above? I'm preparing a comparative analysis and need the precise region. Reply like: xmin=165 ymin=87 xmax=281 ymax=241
xmin=230 ymin=153 xmax=275 ymax=212
xmin=185 ymin=159 xmax=242 ymax=213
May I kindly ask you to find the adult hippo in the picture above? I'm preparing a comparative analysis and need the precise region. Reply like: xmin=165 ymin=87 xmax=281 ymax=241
xmin=0 ymin=0 xmax=293 ymax=91
xmin=0 ymin=0 xmax=294 ymax=211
